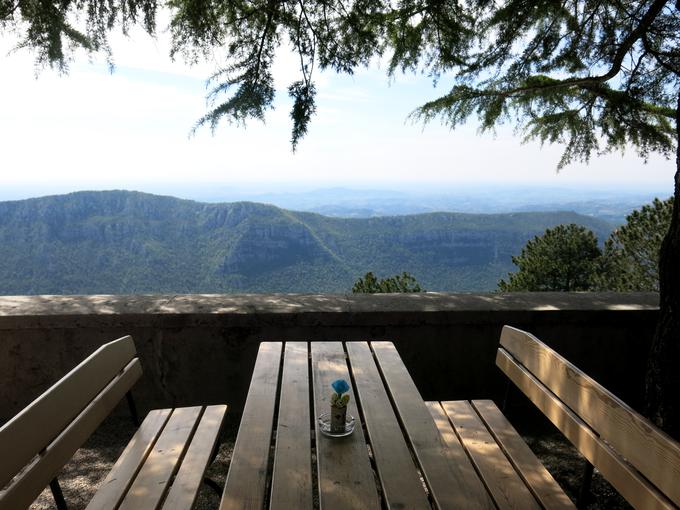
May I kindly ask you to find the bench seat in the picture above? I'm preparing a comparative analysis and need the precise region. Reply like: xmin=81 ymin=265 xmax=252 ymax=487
xmin=0 ymin=336 xmax=228 ymax=510
xmin=427 ymin=399 xmax=575 ymax=509
xmin=87 ymin=405 xmax=227 ymax=510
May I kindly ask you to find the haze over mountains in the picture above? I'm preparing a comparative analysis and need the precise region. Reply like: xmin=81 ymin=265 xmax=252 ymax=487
xmin=180 ymin=184 xmax=665 ymax=224
xmin=0 ymin=190 xmax=618 ymax=295
xmin=1 ymin=183 xmax=668 ymax=224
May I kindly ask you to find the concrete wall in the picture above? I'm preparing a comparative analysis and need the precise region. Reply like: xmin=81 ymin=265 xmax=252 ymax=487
xmin=0 ymin=292 xmax=659 ymax=424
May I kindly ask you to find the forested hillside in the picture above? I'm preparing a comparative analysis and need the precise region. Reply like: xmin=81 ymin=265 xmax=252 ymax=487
xmin=0 ymin=191 xmax=613 ymax=294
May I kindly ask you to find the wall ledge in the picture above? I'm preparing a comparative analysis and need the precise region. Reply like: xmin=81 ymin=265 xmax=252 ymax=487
xmin=0 ymin=291 xmax=659 ymax=420
xmin=0 ymin=291 xmax=659 ymax=316
xmin=0 ymin=291 xmax=659 ymax=324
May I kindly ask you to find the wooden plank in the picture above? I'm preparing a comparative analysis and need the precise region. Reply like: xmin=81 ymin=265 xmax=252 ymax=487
xmin=0 ymin=335 xmax=137 ymax=490
xmin=162 ymin=405 xmax=228 ymax=510
xmin=85 ymin=408 xmax=172 ymax=510
xmin=0 ymin=359 xmax=142 ymax=510
xmin=371 ymin=341 xmax=494 ymax=510
xmin=500 ymin=325 xmax=680 ymax=506
xmin=346 ymin=342 xmax=430 ymax=510
xmin=423 ymin=402 xmax=493 ymax=510
xmin=496 ymin=348 xmax=676 ymax=510
xmin=270 ymin=343 xmax=313 ymax=510
xmin=311 ymin=342 xmax=381 ymax=510
xmin=220 ymin=342 xmax=282 ymax=510
xmin=119 ymin=406 xmax=203 ymax=510
xmin=471 ymin=400 xmax=575 ymax=510
xmin=441 ymin=400 xmax=541 ymax=510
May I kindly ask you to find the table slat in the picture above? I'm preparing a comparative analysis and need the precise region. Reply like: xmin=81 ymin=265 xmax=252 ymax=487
xmin=311 ymin=342 xmax=381 ymax=510
xmin=220 ymin=342 xmax=283 ymax=510
xmin=372 ymin=342 xmax=494 ymax=510
xmin=119 ymin=406 xmax=203 ymax=510
xmin=346 ymin=342 xmax=431 ymax=510
xmin=162 ymin=405 xmax=228 ymax=510
xmin=471 ymin=400 xmax=575 ymax=510
xmin=270 ymin=342 xmax=313 ymax=510
xmin=441 ymin=400 xmax=541 ymax=510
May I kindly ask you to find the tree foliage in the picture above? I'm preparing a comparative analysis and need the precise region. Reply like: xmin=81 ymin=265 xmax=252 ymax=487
xmin=501 ymin=199 xmax=673 ymax=292
xmin=0 ymin=0 xmax=156 ymax=70
xmin=498 ymin=224 xmax=602 ymax=292
xmin=352 ymin=271 xmax=423 ymax=294
xmin=596 ymin=197 xmax=673 ymax=291
xmin=3 ymin=1 xmax=677 ymax=156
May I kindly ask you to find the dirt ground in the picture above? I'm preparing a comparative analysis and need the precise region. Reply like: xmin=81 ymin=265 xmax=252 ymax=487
xmin=28 ymin=413 xmax=631 ymax=510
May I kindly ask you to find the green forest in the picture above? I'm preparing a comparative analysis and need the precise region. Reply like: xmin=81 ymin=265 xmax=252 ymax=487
xmin=0 ymin=190 xmax=614 ymax=294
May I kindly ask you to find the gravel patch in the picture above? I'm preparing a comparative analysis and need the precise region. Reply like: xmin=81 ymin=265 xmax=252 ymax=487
xmin=524 ymin=432 xmax=631 ymax=510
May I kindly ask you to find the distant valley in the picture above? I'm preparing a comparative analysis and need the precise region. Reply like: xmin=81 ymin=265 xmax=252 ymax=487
xmin=1 ymin=183 xmax=670 ymax=224
xmin=226 ymin=186 xmax=664 ymax=224
xmin=0 ymin=190 xmax=620 ymax=295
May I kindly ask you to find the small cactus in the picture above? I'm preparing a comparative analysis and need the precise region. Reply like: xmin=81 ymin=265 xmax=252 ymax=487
xmin=329 ymin=379 xmax=351 ymax=434
xmin=331 ymin=393 xmax=350 ymax=408
xmin=330 ymin=379 xmax=350 ymax=408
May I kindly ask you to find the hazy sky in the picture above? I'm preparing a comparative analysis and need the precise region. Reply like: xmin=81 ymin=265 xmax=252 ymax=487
xmin=0 ymin=18 xmax=676 ymax=195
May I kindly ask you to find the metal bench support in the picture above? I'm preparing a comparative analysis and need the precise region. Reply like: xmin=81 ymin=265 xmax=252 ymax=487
xmin=126 ymin=390 xmax=140 ymax=427
xmin=577 ymin=460 xmax=594 ymax=509
xmin=50 ymin=477 xmax=68 ymax=510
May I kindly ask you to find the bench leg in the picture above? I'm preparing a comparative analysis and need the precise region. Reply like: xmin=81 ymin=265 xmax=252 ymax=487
xmin=501 ymin=380 xmax=511 ymax=412
xmin=202 ymin=437 xmax=224 ymax=496
xmin=208 ymin=439 xmax=220 ymax=465
xmin=50 ymin=477 xmax=68 ymax=510
xmin=126 ymin=391 xmax=140 ymax=427
xmin=577 ymin=460 xmax=594 ymax=509
xmin=203 ymin=477 xmax=223 ymax=496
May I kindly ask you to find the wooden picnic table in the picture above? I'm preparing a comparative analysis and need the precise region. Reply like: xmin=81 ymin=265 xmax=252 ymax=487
xmin=219 ymin=341 xmax=569 ymax=510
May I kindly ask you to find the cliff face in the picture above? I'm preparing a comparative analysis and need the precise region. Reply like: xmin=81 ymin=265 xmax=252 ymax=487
xmin=220 ymin=222 xmax=333 ymax=275
xmin=0 ymin=190 xmax=613 ymax=294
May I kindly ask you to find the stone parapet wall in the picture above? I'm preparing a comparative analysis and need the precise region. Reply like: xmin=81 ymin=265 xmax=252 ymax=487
xmin=0 ymin=292 xmax=659 ymax=423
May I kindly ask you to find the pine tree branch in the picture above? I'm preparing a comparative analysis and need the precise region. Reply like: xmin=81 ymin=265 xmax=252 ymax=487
xmin=642 ymin=34 xmax=680 ymax=76
xmin=479 ymin=0 xmax=670 ymax=100
xmin=0 ymin=0 xmax=19 ymax=21
xmin=253 ymin=1 xmax=278 ymax=86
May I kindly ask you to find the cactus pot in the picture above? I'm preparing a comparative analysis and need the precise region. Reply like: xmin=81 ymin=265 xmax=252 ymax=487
xmin=330 ymin=404 xmax=347 ymax=433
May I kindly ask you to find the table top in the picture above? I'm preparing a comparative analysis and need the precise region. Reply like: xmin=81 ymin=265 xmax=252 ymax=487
xmin=220 ymin=341 xmax=499 ymax=510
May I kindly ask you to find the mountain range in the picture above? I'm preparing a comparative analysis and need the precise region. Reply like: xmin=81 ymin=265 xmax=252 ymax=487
xmin=0 ymin=190 xmax=615 ymax=294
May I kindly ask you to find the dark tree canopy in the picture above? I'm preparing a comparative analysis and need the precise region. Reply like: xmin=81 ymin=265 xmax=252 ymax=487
xmin=596 ymin=197 xmax=673 ymax=291
xmin=352 ymin=272 xmax=423 ymax=294
xmin=498 ymin=224 xmax=602 ymax=292
xmin=0 ymin=0 xmax=157 ymax=69
xmin=502 ymin=198 xmax=672 ymax=292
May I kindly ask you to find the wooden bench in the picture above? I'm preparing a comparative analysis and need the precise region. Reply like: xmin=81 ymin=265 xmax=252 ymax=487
xmin=0 ymin=335 xmax=228 ymax=510
xmin=431 ymin=325 xmax=680 ymax=510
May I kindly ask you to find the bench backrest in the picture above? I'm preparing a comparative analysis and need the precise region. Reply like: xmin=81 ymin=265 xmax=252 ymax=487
xmin=497 ymin=325 xmax=680 ymax=510
xmin=0 ymin=336 xmax=142 ymax=509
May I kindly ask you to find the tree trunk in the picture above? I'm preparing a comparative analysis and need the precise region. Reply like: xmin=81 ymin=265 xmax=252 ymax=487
xmin=645 ymin=93 xmax=680 ymax=439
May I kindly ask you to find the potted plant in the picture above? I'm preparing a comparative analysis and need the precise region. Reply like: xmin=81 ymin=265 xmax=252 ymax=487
xmin=330 ymin=379 xmax=350 ymax=433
